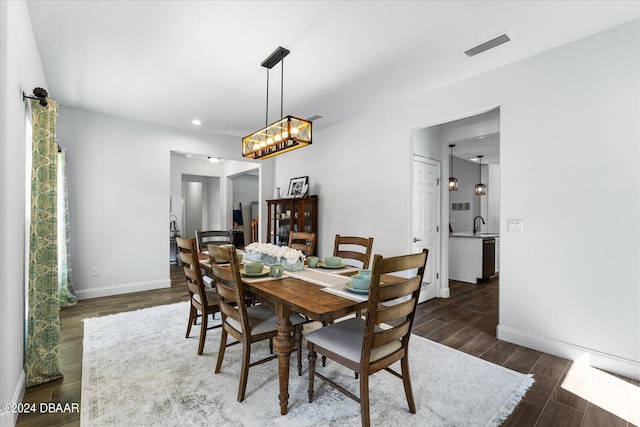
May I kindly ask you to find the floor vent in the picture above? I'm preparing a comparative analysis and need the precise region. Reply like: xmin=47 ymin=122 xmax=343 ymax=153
xmin=463 ymin=32 xmax=513 ymax=58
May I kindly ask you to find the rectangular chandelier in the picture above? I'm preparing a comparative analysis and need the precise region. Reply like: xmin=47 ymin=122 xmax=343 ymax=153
xmin=242 ymin=115 xmax=312 ymax=160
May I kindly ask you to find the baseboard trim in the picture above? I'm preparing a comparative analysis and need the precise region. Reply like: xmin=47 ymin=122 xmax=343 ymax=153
xmin=497 ymin=325 xmax=639 ymax=381
xmin=0 ymin=369 xmax=25 ymax=427
xmin=74 ymin=279 xmax=170 ymax=300
xmin=439 ymin=286 xmax=450 ymax=298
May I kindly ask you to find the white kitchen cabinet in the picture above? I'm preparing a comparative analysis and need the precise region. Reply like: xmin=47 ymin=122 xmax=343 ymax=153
xmin=449 ymin=232 xmax=498 ymax=284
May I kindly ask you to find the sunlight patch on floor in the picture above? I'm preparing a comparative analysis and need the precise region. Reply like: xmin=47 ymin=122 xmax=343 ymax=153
xmin=561 ymin=355 xmax=639 ymax=425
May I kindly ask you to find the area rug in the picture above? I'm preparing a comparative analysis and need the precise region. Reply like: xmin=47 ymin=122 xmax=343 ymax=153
xmin=81 ymin=302 xmax=533 ymax=426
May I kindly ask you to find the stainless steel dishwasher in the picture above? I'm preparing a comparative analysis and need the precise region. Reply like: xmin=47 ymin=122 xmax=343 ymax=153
xmin=482 ymin=238 xmax=496 ymax=280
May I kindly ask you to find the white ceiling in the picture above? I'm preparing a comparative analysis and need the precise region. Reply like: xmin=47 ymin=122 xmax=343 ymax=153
xmin=26 ymin=1 xmax=639 ymax=143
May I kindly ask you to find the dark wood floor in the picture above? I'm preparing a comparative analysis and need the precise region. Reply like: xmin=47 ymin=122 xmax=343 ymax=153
xmin=17 ymin=268 xmax=637 ymax=426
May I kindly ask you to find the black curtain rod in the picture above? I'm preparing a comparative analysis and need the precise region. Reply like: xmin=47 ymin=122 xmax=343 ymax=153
xmin=23 ymin=87 xmax=48 ymax=107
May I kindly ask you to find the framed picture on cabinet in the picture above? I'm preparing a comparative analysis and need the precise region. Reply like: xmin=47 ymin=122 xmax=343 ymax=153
xmin=287 ymin=176 xmax=308 ymax=198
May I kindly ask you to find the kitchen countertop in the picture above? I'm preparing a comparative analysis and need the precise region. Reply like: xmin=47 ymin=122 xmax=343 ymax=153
xmin=450 ymin=232 xmax=500 ymax=238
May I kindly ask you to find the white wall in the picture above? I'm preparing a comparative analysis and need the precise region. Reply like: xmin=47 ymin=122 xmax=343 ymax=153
xmin=449 ymin=157 xmax=483 ymax=232
xmin=487 ymin=164 xmax=500 ymax=233
xmin=0 ymin=1 xmax=49 ymax=424
xmin=274 ymin=21 xmax=639 ymax=379
xmin=233 ymin=175 xmax=259 ymax=211
xmin=57 ymin=107 xmax=269 ymax=300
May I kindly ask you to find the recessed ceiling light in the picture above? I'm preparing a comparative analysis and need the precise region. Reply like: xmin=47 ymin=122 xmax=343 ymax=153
xmin=192 ymin=119 xmax=202 ymax=126
xmin=208 ymin=157 xmax=220 ymax=164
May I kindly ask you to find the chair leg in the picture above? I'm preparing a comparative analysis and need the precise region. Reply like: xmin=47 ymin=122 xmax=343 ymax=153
xmin=308 ymin=345 xmax=317 ymax=403
xmin=401 ymin=356 xmax=416 ymax=413
xmin=360 ymin=373 xmax=370 ymax=427
xmin=215 ymin=328 xmax=227 ymax=374
xmin=321 ymin=322 xmax=328 ymax=367
xmin=295 ymin=325 xmax=303 ymax=376
xmin=185 ymin=305 xmax=196 ymax=338
xmin=197 ymin=310 xmax=208 ymax=355
xmin=237 ymin=339 xmax=251 ymax=402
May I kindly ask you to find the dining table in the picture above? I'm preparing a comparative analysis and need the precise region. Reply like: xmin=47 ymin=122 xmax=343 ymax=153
xmin=199 ymin=253 xmax=369 ymax=415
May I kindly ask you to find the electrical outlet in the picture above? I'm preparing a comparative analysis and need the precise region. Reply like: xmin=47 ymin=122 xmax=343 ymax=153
xmin=91 ymin=267 xmax=99 ymax=276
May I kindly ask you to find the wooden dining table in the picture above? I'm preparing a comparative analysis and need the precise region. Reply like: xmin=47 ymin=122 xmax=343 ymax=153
xmin=199 ymin=254 xmax=367 ymax=415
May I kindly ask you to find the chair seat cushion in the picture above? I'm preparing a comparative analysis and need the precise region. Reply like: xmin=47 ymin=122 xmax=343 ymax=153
xmin=192 ymin=288 xmax=218 ymax=307
xmin=305 ymin=317 xmax=402 ymax=363
xmin=203 ymin=275 xmax=214 ymax=286
xmin=226 ymin=304 xmax=305 ymax=336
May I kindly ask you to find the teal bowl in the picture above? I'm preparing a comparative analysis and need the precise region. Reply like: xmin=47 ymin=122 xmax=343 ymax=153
xmin=244 ymin=262 xmax=264 ymax=274
xmin=358 ymin=269 xmax=371 ymax=279
xmin=350 ymin=274 xmax=370 ymax=290
xmin=324 ymin=256 xmax=342 ymax=267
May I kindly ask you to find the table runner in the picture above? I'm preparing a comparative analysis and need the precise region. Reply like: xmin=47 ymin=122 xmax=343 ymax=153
xmin=285 ymin=268 xmax=352 ymax=287
xmin=285 ymin=268 xmax=368 ymax=302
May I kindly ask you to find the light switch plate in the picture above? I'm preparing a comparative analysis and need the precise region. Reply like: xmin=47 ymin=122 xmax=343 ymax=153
xmin=507 ymin=219 xmax=523 ymax=233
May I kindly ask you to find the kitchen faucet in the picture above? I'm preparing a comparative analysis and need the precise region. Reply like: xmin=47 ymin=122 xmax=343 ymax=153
xmin=473 ymin=216 xmax=485 ymax=235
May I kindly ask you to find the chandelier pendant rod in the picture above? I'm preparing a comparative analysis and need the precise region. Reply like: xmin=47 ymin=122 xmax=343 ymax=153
xmin=280 ymin=52 xmax=284 ymax=119
xmin=265 ymin=68 xmax=270 ymax=126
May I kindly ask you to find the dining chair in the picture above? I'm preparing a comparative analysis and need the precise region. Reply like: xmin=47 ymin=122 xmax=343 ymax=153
xmin=332 ymin=234 xmax=375 ymax=328
xmin=176 ymin=237 xmax=221 ymax=355
xmin=333 ymin=234 xmax=374 ymax=268
xmin=196 ymin=229 xmax=232 ymax=252
xmin=207 ymin=243 xmax=306 ymax=402
xmin=288 ymin=231 xmax=317 ymax=256
xmin=306 ymin=248 xmax=429 ymax=427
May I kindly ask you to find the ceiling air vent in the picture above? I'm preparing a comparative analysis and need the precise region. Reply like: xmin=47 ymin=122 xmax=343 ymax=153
xmin=463 ymin=32 xmax=513 ymax=58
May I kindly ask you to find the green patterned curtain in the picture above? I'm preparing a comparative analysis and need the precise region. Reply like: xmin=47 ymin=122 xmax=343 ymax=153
xmin=25 ymin=98 xmax=62 ymax=387
xmin=57 ymin=150 xmax=77 ymax=307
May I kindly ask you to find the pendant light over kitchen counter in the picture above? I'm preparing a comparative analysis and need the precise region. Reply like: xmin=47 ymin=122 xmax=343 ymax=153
xmin=475 ymin=155 xmax=486 ymax=196
xmin=448 ymin=144 xmax=459 ymax=191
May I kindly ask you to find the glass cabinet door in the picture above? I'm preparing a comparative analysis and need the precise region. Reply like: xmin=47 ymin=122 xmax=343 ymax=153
xmin=267 ymin=197 xmax=317 ymax=247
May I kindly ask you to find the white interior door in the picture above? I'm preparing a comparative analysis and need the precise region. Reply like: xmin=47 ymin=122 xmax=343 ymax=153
xmin=412 ymin=157 xmax=440 ymax=302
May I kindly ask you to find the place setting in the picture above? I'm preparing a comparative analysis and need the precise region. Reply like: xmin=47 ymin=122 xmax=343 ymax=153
xmin=343 ymin=269 xmax=371 ymax=295
xmin=240 ymin=261 xmax=287 ymax=282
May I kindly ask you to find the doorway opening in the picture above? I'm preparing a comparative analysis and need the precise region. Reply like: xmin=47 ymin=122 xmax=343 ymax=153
xmin=169 ymin=151 xmax=259 ymax=264
xmin=411 ymin=107 xmax=500 ymax=303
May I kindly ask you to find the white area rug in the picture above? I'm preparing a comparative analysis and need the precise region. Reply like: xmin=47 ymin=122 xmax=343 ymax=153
xmin=81 ymin=302 xmax=533 ymax=426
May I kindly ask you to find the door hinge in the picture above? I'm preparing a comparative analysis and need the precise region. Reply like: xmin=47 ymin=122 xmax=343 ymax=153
xmin=436 ymin=178 xmax=441 ymax=186
xmin=437 ymin=225 xmax=439 ymax=233
xmin=436 ymin=273 xmax=439 ymax=279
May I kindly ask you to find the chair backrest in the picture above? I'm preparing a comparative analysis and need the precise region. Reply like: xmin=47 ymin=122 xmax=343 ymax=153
xmin=207 ymin=244 xmax=249 ymax=338
xmin=176 ymin=237 xmax=209 ymax=305
xmin=196 ymin=230 xmax=232 ymax=252
xmin=288 ymin=231 xmax=317 ymax=256
xmin=333 ymin=234 xmax=374 ymax=269
xmin=363 ymin=249 xmax=428 ymax=369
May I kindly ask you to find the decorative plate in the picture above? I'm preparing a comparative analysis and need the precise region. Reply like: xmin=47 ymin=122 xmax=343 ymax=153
xmin=240 ymin=267 xmax=270 ymax=277
xmin=318 ymin=262 xmax=346 ymax=269
xmin=345 ymin=282 xmax=369 ymax=294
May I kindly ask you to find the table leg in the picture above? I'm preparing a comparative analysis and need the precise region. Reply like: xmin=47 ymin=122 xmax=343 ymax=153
xmin=273 ymin=304 xmax=294 ymax=415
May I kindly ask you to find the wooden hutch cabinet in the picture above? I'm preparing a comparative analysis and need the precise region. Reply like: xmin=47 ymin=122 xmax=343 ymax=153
xmin=266 ymin=196 xmax=318 ymax=253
